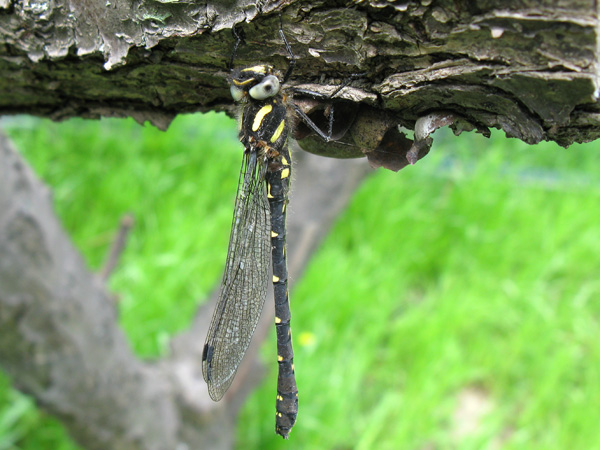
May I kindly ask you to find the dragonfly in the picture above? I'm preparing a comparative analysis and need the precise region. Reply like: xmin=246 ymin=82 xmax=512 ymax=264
xmin=202 ymin=20 xmax=301 ymax=439
xmin=200 ymin=8 xmax=442 ymax=440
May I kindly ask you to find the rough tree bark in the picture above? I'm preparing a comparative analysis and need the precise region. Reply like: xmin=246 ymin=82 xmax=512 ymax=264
xmin=0 ymin=0 xmax=599 ymax=449
xmin=0 ymin=1 xmax=598 ymax=145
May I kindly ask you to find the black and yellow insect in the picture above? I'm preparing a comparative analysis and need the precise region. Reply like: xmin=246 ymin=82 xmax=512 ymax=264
xmin=201 ymin=34 xmax=298 ymax=438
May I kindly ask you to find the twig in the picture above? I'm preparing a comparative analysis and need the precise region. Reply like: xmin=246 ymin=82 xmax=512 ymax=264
xmin=100 ymin=214 xmax=135 ymax=281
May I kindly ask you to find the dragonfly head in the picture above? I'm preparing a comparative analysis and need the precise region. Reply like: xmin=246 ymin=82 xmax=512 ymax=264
xmin=230 ymin=65 xmax=281 ymax=102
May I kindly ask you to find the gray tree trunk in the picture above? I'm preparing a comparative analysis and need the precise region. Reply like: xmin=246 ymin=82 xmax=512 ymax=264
xmin=0 ymin=1 xmax=599 ymax=449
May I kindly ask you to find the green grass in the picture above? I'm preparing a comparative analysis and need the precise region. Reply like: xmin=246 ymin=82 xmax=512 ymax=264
xmin=1 ymin=114 xmax=600 ymax=449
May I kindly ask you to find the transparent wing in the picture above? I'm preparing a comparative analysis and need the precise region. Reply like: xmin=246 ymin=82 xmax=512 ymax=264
xmin=202 ymin=148 xmax=271 ymax=401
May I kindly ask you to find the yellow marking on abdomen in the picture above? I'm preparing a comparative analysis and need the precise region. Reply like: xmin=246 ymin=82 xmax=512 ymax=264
xmin=275 ymin=316 xmax=282 ymax=324
xmin=253 ymin=104 xmax=273 ymax=131
xmin=281 ymin=168 xmax=290 ymax=179
xmin=271 ymin=119 xmax=285 ymax=143
xmin=278 ymin=355 xmax=283 ymax=361
xmin=267 ymin=182 xmax=274 ymax=198
xmin=281 ymin=156 xmax=289 ymax=165
xmin=273 ymin=275 xmax=280 ymax=282
xmin=271 ymin=231 xmax=279 ymax=237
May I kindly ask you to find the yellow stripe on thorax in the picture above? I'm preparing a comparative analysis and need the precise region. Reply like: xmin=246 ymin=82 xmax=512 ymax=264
xmin=253 ymin=104 xmax=273 ymax=132
xmin=271 ymin=119 xmax=286 ymax=143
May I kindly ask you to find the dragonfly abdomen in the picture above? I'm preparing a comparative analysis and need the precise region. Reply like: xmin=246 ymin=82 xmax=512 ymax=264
xmin=266 ymin=154 xmax=297 ymax=438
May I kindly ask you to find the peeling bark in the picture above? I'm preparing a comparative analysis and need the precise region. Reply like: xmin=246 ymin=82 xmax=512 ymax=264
xmin=0 ymin=0 xmax=599 ymax=146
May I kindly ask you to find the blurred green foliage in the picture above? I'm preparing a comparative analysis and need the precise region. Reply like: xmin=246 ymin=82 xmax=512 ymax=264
xmin=1 ymin=114 xmax=599 ymax=449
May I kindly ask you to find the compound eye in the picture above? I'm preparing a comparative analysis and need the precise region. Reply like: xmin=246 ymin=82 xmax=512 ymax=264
xmin=230 ymin=85 xmax=245 ymax=102
xmin=249 ymin=75 xmax=280 ymax=100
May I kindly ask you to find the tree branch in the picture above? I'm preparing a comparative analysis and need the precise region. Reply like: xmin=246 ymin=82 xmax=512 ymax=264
xmin=0 ymin=131 xmax=370 ymax=449
xmin=100 ymin=214 xmax=134 ymax=282
xmin=1 ymin=1 xmax=598 ymax=146
xmin=0 ymin=132 xmax=181 ymax=449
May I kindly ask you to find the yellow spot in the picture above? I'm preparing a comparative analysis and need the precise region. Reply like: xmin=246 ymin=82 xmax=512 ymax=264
xmin=275 ymin=316 xmax=282 ymax=324
xmin=282 ymin=203 xmax=286 ymax=214
xmin=277 ymin=412 xmax=282 ymax=418
xmin=298 ymin=331 xmax=316 ymax=347
xmin=271 ymin=230 xmax=278 ymax=237
xmin=291 ymin=363 xmax=295 ymax=371
xmin=242 ymin=65 xmax=268 ymax=73
xmin=271 ymin=119 xmax=285 ymax=143
xmin=281 ymin=156 xmax=289 ymax=165
xmin=278 ymin=355 xmax=283 ymax=361
xmin=253 ymin=104 xmax=273 ymax=131
xmin=233 ymin=77 xmax=254 ymax=86
xmin=281 ymin=168 xmax=290 ymax=179
xmin=273 ymin=275 xmax=280 ymax=283
xmin=267 ymin=183 xmax=274 ymax=198
xmin=277 ymin=395 xmax=283 ymax=401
